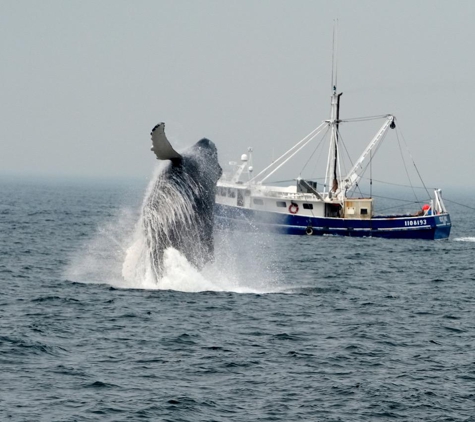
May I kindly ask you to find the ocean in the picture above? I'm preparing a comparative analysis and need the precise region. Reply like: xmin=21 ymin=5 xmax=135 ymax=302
xmin=1 ymin=175 xmax=475 ymax=421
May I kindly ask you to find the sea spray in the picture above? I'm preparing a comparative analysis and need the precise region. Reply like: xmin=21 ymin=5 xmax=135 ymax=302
xmin=64 ymin=206 xmax=140 ymax=288
xmin=66 ymin=161 xmax=281 ymax=292
xmin=122 ymin=158 xmax=280 ymax=292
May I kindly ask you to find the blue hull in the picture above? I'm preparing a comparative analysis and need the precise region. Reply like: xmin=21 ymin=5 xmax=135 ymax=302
xmin=215 ymin=204 xmax=451 ymax=240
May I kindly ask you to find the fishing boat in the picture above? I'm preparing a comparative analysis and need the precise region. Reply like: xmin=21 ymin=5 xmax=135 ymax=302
xmin=215 ymin=60 xmax=451 ymax=240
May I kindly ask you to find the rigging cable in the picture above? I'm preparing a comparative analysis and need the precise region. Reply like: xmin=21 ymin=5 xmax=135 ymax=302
xmin=335 ymin=127 xmax=365 ymax=198
xmin=395 ymin=118 xmax=431 ymax=199
xmin=395 ymin=123 xmax=419 ymax=203
xmin=266 ymin=179 xmax=296 ymax=185
xmin=359 ymin=177 xmax=434 ymax=190
xmin=347 ymin=126 xmax=390 ymax=198
xmin=359 ymin=192 xmax=431 ymax=203
xmin=339 ymin=114 xmax=390 ymax=122
xmin=443 ymin=198 xmax=475 ymax=212
xmin=336 ymin=127 xmax=354 ymax=176
xmin=300 ymin=127 xmax=330 ymax=176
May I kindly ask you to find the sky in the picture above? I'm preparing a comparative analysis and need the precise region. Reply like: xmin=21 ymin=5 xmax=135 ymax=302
xmin=1 ymin=0 xmax=474 ymax=188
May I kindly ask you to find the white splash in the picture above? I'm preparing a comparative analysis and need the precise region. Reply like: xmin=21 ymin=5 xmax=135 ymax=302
xmin=65 ymin=164 xmax=281 ymax=294
xmin=453 ymin=237 xmax=475 ymax=242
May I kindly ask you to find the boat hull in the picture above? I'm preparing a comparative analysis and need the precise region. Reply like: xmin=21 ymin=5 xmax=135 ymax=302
xmin=215 ymin=203 xmax=451 ymax=240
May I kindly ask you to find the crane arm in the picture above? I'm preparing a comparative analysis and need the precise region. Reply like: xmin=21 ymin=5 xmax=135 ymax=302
xmin=341 ymin=115 xmax=395 ymax=193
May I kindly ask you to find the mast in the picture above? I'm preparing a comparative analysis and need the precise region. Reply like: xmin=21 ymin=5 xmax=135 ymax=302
xmin=332 ymin=92 xmax=343 ymax=193
xmin=326 ymin=21 xmax=343 ymax=199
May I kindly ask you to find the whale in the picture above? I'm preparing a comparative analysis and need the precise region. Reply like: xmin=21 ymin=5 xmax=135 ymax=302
xmin=143 ymin=123 xmax=222 ymax=279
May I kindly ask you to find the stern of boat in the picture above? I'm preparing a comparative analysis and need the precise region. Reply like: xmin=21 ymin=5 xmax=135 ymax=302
xmin=433 ymin=213 xmax=452 ymax=239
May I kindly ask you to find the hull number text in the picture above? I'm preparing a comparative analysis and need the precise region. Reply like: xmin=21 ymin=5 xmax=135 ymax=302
xmin=405 ymin=219 xmax=427 ymax=227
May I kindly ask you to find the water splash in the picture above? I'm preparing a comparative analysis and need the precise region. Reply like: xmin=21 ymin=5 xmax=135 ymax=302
xmin=453 ymin=237 xmax=475 ymax=242
xmin=66 ymin=164 xmax=281 ymax=293
xmin=64 ymin=205 xmax=139 ymax=288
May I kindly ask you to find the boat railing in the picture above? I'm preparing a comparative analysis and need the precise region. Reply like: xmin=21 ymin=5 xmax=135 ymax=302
xmin=252 ymin=190 xmax=321 ymax=201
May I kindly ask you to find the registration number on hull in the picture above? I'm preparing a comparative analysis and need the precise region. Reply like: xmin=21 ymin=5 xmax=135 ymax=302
xmin=404 ymin=219 xmax=428 ymax=227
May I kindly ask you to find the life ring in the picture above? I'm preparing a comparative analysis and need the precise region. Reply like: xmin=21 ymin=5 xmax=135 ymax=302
xmin=306 ymin=226 xmax=314 ymax=235
xmin=289 ymin=203 xmax=299 ymax=214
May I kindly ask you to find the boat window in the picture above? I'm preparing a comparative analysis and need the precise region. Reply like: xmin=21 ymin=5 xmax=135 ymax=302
xmin=276 ymin=201 xmax=287 ymax=208
xmin=325 ymin=203 xmax=342 ymax=218
xmin=253 ymin=198 xmax=264 ymax=206
xmin=237 ymin=190 xmax=244 ymax=207
xmin=361 ymin=208 xmax=368 ymax=215
xmin=228 ymin=188 xmax=236 ymax=198
xmin=303 ymin=203 xmax=313 ymax=210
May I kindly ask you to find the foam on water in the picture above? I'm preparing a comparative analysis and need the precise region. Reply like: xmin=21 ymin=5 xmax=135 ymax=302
xmin=453 ymin=237 xmax=475 ymax=242
xmin=65 ymin=163 xmax=280 ymax=293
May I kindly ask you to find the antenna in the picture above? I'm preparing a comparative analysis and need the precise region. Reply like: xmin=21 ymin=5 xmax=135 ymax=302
xmin=331 ymin=19 xmax=339 ymax=93
xmin=327 ymin=20 xmax=342 ymax=196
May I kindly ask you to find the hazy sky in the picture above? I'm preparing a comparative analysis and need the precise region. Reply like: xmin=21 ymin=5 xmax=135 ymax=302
xmin=1 ymin=0 xmax=474 ymax=188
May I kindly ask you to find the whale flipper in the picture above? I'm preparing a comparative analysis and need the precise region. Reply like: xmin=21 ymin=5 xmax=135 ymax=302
xmin=150 ymin=123 xmax=183 ymax=163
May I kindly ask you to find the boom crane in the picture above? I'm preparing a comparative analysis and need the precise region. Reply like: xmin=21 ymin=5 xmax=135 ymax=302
xmin=337 ymin=115 xmax=396 ymax=199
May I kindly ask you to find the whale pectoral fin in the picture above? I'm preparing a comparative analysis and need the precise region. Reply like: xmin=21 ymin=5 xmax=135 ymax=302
xmin=150 ymin=123 xmax=183 ymax=163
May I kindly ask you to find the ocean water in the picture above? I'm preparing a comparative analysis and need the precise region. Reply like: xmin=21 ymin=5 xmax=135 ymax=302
xmin=1 ymin=175 xmax=475 ymax=421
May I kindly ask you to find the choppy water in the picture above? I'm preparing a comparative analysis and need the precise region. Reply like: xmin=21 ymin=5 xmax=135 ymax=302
xmin=1 ymin=175 xmax=475 ymax=421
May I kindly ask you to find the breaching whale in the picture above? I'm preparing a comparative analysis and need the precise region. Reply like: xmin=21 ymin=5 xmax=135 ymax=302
xmin=143 ymin=123 xmax=222 ymax=279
